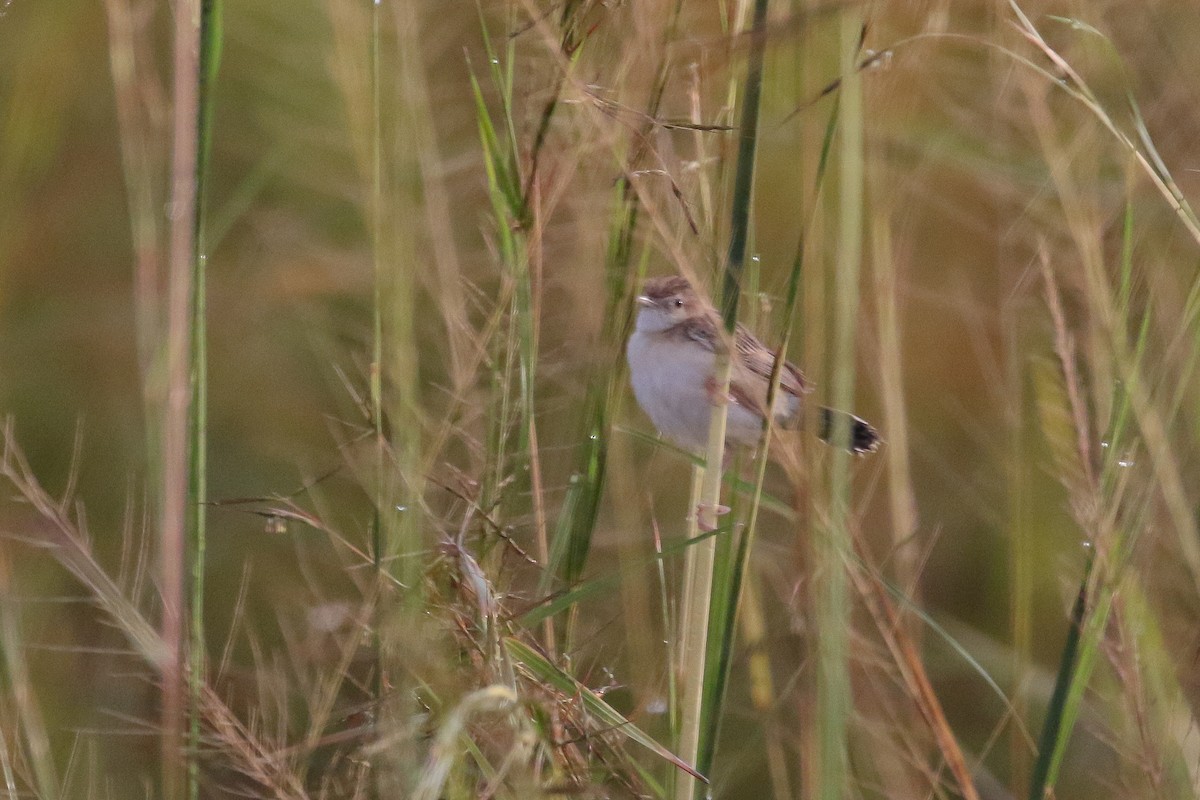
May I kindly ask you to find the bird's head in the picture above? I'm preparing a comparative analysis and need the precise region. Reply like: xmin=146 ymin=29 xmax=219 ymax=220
xmin=634 ymin=276 xmax=705 ymax=333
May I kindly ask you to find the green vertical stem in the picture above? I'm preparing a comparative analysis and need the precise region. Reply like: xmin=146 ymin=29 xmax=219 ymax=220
xmin=1027 ymin=563 xmax=1090 ymax=800
xmin=186 ymin=255 xmax=207 ymax=800
xmin=718 ymin=0 xmax=768 ymax=331
xmin=677 ymin=373 xmax=727 ymax=800
xmin=368 ymin=0 xmax=387 ymax=736
xmin=676 ymin=1 xmax=770 ymax=798
xmin=817 ymin=10 xmax=863 ymax=800
xmin=162 ymin=0 xmax=203 ymax=789
xmin=188 ymin=1 xmax=220 ymax=797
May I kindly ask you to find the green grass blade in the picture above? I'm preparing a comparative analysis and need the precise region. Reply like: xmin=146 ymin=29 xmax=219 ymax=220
xmin=466 ymin=60 xmax=523 ymax=233
xmin=471 ymin=12 xmax=525 ymax=217
xmin=1026 ymin=566 xmax=1089 ymax=800
xmin=811 ymin=12 xmax=867 ymax=799
xmin=188 ymin=1 xmax=219 ymax=796
xmin=716 ymin=0 xmax=769 ymax=333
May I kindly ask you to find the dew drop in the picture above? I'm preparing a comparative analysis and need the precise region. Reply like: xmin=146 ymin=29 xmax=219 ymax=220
xmin=864 ymin=49 xmax=894 ymax=71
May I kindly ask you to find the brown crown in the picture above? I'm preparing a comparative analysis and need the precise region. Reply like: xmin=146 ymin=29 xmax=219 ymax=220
xmin=642 ymin=275 xmax=696 ymax=300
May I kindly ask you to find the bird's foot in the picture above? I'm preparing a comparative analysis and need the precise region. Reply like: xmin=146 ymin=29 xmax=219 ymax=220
xmin=694 ymin=503 xmax=731 ymax=532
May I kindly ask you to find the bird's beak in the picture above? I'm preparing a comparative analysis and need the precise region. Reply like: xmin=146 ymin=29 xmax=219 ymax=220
xmin=636 ymin=295 xmax=654 ymax=307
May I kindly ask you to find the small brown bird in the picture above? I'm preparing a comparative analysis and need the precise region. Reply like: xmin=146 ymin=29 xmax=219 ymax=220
xmin=626 ymin=275 xmax=880 ymax=455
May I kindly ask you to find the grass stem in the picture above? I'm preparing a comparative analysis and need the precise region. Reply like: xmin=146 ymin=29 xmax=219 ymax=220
xmin=815 ymin=10 xmax=864 ymax=799
xmin=676 ymin=1 xmax=770 ymax=795
xmin=162 ymin=0 xmax=205 ymax=789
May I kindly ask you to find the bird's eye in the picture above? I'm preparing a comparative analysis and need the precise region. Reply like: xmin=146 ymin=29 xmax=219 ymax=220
xmin=673 ymin=298 xmax=684 ymax=308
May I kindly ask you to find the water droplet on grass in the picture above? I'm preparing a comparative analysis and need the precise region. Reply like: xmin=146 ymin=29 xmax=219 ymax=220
xmin=864 ymin=49 xmax=894 ymax=71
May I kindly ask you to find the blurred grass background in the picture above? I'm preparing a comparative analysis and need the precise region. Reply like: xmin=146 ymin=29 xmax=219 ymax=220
xmin=2 ymin=0 xmax=1200 ymax=797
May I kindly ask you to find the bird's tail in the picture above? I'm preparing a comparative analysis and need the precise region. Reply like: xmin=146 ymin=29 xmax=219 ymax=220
xmin=818 ymin=407 xmax=881 ymax=454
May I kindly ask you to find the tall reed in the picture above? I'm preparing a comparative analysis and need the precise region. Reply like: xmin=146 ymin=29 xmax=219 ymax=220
xmin=674 ymin=2 xmax=770 ymax=798
xmin=810 ymin=10 xmax=864 ymax=800
xmin=162 ymin=0 xmax=207 ymax=790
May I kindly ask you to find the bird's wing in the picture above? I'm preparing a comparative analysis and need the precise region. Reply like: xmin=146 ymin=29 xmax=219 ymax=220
xmin=669 ymin=316 xmax=807 ymax=419
xmin=734 ymin=324 xmax=809 ymax=397
xmin=668 ymin=316 xmax=768 ymax=414
xmin=726 ymin=367 xmax=769 ymax=417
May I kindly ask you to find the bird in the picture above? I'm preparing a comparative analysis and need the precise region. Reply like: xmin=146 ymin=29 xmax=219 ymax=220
xmin=626 ymin=275 xmax=880 ymax=457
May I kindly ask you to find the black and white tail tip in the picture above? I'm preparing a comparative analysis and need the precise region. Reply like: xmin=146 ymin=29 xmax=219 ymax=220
xmin=818 ymin=407 xmax=882 ymax=455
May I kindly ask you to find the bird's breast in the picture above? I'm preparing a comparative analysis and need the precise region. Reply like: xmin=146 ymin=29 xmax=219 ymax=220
xmin=626 ymin=331 xmax=717 ymax=451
